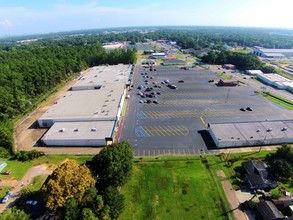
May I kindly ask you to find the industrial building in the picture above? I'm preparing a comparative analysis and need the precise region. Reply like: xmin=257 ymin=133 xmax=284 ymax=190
xmin=253 ymin=46 xmax=293 ymax=58
xmin=246 ymin=70 xmax=263 ymax=75
xmin=39 ymin=64 xmax=132 ymax=146
xmin=208 ymin=120 xmax=293 ymax=148
xmin=256 ymin=73 xmax=293 ymax=93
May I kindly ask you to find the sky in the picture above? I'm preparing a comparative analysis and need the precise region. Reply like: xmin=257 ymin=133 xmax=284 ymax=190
xmin=0 ymin=0 xmax=293 ymax=36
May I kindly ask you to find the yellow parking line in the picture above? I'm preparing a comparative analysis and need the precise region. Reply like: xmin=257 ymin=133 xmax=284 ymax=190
xmin=200 ymin=116 xmax=207 ymax=128
xmin=143 ymin=127 xmax=154 ymax=136
xmin=165 ymin=126 xmax=177 ymax=136
xmin=157 ymin=125 xmax=171 ymax=136
xmin=149 ymin=126 xmax=164 ymax=136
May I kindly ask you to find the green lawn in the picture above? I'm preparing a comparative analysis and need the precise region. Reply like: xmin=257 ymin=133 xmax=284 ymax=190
xmin=120 ymin=157 xmax=232 ymax=220
xmin=216 ymin=72 xmax=233 ymax=79
xmin=261 ymin=92 xmax=293 ymax=110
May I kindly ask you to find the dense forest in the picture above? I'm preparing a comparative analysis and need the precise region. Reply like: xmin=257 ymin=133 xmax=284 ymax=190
xmin=0 ymin=42 xmax=136 ymax=153
xmin=2 ymin=26 xmax=293 ymax=49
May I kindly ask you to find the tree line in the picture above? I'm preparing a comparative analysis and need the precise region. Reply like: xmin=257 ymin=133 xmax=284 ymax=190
xmin=201 ymin=50 xmax=277 ymax=72
xmin=0 ymin=43 xmax=136 ymax=153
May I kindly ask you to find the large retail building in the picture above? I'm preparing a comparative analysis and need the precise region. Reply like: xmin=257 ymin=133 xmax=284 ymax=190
xmin=38 ymin=64 xmax=133 ymax=146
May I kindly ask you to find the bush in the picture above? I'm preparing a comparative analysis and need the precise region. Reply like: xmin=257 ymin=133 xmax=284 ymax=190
xmin=270 ymin=188 xmax=283 ymax=199
xmin=13 ymin=150 xmax=45 ymax=161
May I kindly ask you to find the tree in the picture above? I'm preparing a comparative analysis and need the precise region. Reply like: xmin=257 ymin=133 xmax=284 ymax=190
xmin=0 ymin=207 xmax=30 ymax=220
xmin=81 ymin=208 xmax=98 ymax=220
xmin=92 ymin=141 xmax=133 ymax=190
xmin=103 ymin=186 xmax=125 ymax=219
xmin=42 ymin=159 xmax=95 ymax=211
xmin=64 ymin=198 xmax=80 ymax=220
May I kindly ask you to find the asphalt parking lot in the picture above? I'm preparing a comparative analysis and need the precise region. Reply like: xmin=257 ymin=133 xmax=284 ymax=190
xmin=120 ymin=65 xmax=293 ymax=156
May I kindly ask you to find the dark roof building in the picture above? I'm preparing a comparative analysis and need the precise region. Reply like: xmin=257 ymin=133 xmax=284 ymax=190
xmin=243 ymin=161 xmax=278 ymax=190
xmin=257 ymin=201 xmax=284 ymax=220
xmin=217 ymin=79 xmax=238 ymax=86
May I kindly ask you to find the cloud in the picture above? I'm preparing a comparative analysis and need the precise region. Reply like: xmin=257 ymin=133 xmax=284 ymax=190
xmin=0 ymin=19 xmax=13 ymax=28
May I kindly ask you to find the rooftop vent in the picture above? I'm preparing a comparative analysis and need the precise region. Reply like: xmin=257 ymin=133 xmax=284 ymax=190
xmin=74 ymin=128 xmax=79 ymax=132
xmin=256 ymin=129 xmax=261 ymax=132
xmin=267 ymin=128 xmax=273 ymax=132
xmin=231 ymin=137 xmax=234 ymax=139
xmin=250 ymin=136 xmax=253 ymax=139
xmin=59 ymin=128 xmax=65 ymax=132
xmin=282 ymin=127 xmax=287 ymax=131
xmin=91 ymin=128 xmax=97 ymax=132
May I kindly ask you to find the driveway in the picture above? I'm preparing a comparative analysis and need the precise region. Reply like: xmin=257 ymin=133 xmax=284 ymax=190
xmin=0 ymin=164 xmax=53 ymax=213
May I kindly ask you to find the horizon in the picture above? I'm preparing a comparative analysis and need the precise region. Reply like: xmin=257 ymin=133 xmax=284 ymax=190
xmin=1 ymin=0 xmax=293 ymax=36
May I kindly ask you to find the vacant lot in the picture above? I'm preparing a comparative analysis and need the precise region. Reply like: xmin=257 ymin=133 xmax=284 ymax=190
xmin=120 ymin=157 xmax=232 ymax=220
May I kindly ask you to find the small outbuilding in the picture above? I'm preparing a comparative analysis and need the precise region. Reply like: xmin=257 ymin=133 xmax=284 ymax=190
xmin=222 ymin=64 xmax=235 ymax=70
xmin=0 ymin=161 xmax=7 ymax=173
xmin=217 ymin=79 xmax=238 ymax=86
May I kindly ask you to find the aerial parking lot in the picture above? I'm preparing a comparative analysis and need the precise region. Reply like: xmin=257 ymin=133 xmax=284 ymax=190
xmin=120 ymin=65 xmax=293 ymax=156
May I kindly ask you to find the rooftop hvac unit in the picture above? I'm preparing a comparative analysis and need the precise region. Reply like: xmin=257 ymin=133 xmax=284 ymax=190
xmin=59 ymin=128 xmax=65 ymax=132
xmin=91 ymin=128 xmax=97 ymax=132
xmin=282 ymin=127 xmax=287 ymax=131
xmin=267 ymin=128 xmax=273 ymax=132
xmin=74 ymin=128 xmax=79 ymax=132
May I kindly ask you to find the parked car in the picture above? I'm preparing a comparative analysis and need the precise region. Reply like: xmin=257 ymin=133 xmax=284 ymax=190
xmin=2 ymin=191 xmax=13 ymax=204
xmin=240 ymin=108 xmax=246 ymax=112
xmin=26 ymin=200 xmax=38 ymax=206
xmin=178 ymin=80 xmax=184 ymax=83
xmin=2 ymin=170 xmax=11 ymax=175
xmin=246 ymin=107 xmax=253 ymax=111
xmin=153 ymin=100 xmax=159 ymax=104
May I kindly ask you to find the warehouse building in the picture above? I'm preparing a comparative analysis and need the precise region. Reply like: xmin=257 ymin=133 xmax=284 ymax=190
xmin=42 ymin=121 xmax=115 ymax=146
xmin=39 ymin=64 xmax=132 ymax=146
xmin=208 ymin=120 xmax=293 ymax=148
xmin=253 ymin=46 xmax=293 ymax=58
xmin=256 ymin=73 xmax=293 ymax=93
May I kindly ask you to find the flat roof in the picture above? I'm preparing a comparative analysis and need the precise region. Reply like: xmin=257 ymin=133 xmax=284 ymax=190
xmin=210 ymin=120 xmax=293 ymax=143
xmin=257 ymin=73 xmax=292 ymax=83
xmin=263 ymin=53 xmax=285 ymax=57
xmin=40 ymin=88 xmax=123 ymax=121
xmin=72 ymin=64 xmax=131 ymax=90
xmin=42 ymin=121 xmax=115 ymax=141
xmin=40 ymin=64 xmax=131 ymax=122
xmin=246 ymin=70 xmax=263 ymax=74
xmin=255 ymin=47 xmax=293 ymax=53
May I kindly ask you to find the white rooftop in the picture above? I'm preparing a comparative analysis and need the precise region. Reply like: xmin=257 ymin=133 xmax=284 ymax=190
xmin=210 ymin=120 xmax=293 ymax=144
xmin=42 ymin=121 xmax=115 ymax=141
xmin=72 ymin=64 xmax=131 ymax=90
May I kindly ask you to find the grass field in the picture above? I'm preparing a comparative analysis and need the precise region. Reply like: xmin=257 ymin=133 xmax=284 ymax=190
xmin=0 ymin=155 xmax=93 ymax=181
xmin=120 ymin=157 xmax=232 ymax=220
